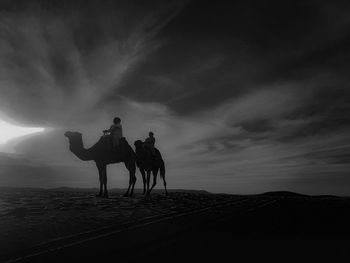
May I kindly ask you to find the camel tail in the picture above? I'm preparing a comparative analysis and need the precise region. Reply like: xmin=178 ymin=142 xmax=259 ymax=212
xmin=160 ymin=159 xmax=165 ymax=179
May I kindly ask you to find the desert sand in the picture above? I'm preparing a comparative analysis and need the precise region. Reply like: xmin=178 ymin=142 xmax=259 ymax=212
xmin=1 ymin=188 xmax=350 ymax=262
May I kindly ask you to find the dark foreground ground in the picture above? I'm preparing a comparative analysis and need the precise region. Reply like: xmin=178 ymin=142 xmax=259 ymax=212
xmin=1 ymin=188 xmax=350 ymax=262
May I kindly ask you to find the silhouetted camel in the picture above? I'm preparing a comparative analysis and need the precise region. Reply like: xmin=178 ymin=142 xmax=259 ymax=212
xmin=64 ymin=131 xmax=137 ymax=198
xmin=134 ymin=140 xmax=167 ymax=196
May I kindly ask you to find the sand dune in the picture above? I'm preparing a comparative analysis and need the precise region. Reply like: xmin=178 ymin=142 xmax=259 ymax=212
xmin=1 ymin=188 xmax=350 ymax=262
xmin=0 ymin=188 xmax=238 ymax=259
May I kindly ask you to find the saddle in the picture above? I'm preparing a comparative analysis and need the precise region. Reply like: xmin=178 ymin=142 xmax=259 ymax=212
xmin=100 ymin=135 xmax=127 ymax=153
xmin=113 ymin=137 xmax=127 ymax=152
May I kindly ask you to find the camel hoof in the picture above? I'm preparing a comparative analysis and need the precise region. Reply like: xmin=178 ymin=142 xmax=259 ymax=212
xmin=123 ymin=193 xmax=129 ymax=197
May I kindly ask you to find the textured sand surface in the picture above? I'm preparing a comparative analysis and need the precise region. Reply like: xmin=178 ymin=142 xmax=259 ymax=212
xmin=0 ymin=188 xmax=239 ymax=258
xmin=1 ymin=188 xmax=350 ymax=262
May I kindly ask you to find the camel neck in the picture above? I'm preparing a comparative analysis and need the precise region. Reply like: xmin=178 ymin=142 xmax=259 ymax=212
xmin=69 ymin=137 xmax=94 ymax=161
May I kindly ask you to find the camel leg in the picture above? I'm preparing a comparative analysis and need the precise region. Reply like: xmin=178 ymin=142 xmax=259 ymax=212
xmin=140 ymin=169 xmax=146 ymax=195
xmin=96 ymin=163 xmax=103 ymax=197
xmin=146 ymin=170 xmax=151 ymax=196
xmin=130 ymin=176 xmax=137 ymax=197
xmin=101 ymin=165 xmax=108 ymax=198
xmin=123 ymin=162 xmax=131 ymax=197
xmin=149 ymin=169 xmax=158 ymax=194
xmin=161 ymin=172 xmax=168 ymax=196
xmin=124 ymin=185 xmax=130 ymax=197
xmin=125 ymin=176 xmax=134 ymax=197
xmin=129 ymin=162 xmax=137 ymax=197
xmin=163 ymin=177 xmax=168 ymax=196
xmin=124 ymin=178 xmax=131 ymax=197
xmin=160 ymin=161 xmax=167 ymax=196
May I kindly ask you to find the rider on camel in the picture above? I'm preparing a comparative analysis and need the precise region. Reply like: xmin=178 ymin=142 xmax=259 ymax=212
xmin=145 ymin=131 xmax=156 ymax=155
xmin=103 ymin=117 xmax=123 ymax=148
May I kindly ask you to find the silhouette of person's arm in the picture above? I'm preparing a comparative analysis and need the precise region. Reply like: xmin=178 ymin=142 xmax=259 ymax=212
xmin=103 ymin=125 xmax=114 ymax=134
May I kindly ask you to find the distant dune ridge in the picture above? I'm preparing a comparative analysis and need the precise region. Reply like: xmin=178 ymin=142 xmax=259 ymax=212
xmin=0 ymin=186 xmax=344 ymax=197
xmin=260 ymin=191 xmax=309 ymax=197
xmin=0 ymin=186 xmax=212 ymax=194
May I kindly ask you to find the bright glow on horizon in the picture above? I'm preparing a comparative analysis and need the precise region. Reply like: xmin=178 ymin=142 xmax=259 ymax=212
xmin=0 ymin=119 xmax=45 ymax=144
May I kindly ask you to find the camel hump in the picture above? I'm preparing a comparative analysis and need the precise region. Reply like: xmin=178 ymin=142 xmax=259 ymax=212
xmin=154 ymin=148 xmax=162 ymax=160
xmin=120 ymin=137 xmax=132 ymax=148
xmin=93 ymin=135 xmax=131 ymax=153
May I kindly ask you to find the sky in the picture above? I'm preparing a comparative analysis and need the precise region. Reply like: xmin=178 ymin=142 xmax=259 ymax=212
xmin=0 ymin=0 xmax=350 ymax=195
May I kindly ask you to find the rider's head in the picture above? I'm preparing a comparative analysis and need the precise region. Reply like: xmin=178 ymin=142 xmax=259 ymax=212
xmin=149 ymin=131 xmax=154 ymax=137
xmin=113 ymin=117 xmax=121 ymax=124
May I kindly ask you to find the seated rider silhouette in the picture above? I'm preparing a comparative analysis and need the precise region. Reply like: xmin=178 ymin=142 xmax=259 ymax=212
xmin=145 ymin=131 xmax=156 ymax=156
xmin=103 ymin=117 xmax=123 ymax=148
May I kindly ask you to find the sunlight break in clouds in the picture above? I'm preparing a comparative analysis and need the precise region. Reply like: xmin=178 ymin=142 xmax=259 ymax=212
xmin=0 ymin=119 xmax=44 ymax=144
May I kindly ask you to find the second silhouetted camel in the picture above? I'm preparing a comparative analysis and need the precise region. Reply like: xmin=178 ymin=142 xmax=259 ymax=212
xmin=134 ymin=140 xmax=167 ymax=196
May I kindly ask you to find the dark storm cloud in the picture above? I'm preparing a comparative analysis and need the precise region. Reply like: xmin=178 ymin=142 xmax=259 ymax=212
xmin=278 ymin=145 xmax=350 ymax=165
xmin=118 ymin=0 xmax=350 ymax=112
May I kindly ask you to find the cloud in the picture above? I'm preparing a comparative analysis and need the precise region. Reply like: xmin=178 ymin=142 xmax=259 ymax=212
xmin=0 ymin=0 xmax=187 ymax=126
xmin=1 ymin=0 xmax=350 ymax=195
xmin=2 ymin=80 xmax=350 ymax=194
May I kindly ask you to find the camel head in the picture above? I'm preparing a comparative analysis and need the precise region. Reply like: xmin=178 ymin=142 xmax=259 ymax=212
xmin=134 ymin=140 xmax=144 ymax=149
xmin=64 ymin=131 xmax=92 ymax=160
xmin=64 ymin=131 xmax=83 ymax=143
xmin=64 ymin=131 xmax=82 ymax=138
